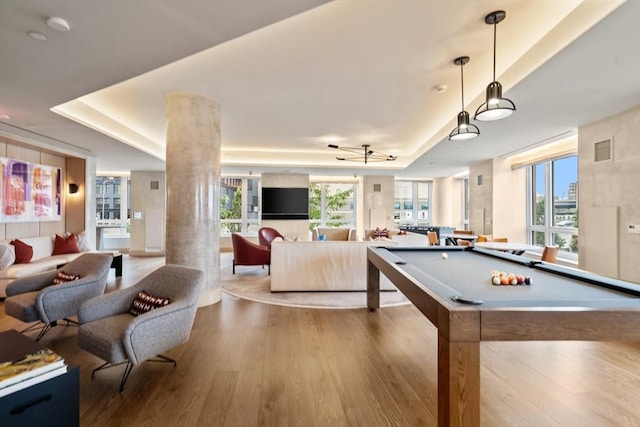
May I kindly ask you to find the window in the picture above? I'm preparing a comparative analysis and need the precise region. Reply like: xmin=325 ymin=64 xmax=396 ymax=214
xmin=528 ymin=156 xmax=578 ymax=257
xmin=394 ymin=180 xmax=432 ymax=226
xmin=308 ymin=182 xmax=356 ymax=230
xmin=95 ymin=176 xmax=130 ymax=248
xmin=220 ymin=177 xmax=260 ymax=234
xmin=462 ymin=177 xmax=469 ymax=230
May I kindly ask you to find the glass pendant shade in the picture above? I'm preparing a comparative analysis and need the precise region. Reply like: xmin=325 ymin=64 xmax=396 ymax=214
xmin=449 ymin=111 xmax=479 ymax=141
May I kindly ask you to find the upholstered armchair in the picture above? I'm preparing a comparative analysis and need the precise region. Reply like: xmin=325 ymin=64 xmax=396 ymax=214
xmin=78 ymin=265 xmax=203 ymax=392
xmin=4 ymin=253 xmax=113 ymax=341
xmin=231 ymin=233 xmax=271 ymax=274
xmin=258 ymin=227 xmax=284 ymax=249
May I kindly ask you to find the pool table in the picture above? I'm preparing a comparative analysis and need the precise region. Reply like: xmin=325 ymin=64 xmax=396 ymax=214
xmin=366 ymin=246 xmax=640 ymax=427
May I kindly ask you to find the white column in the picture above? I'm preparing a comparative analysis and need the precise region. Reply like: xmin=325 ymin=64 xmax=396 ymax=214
xmin=165 ymin=93 xmax=221 ymax=306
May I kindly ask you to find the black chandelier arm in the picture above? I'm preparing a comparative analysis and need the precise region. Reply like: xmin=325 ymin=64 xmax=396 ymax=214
xmin=328 ymin=144 xmax=396 ymax=163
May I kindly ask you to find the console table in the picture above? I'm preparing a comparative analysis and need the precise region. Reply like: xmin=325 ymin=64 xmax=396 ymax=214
xmin=0 ymin=330 xmax=79 ymax=427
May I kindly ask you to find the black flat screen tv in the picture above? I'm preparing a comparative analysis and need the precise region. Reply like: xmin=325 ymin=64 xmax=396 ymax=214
xmin=262 ymin=187 xmax=309 ymax=220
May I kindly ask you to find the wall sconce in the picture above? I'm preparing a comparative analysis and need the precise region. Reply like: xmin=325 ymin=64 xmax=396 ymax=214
xmin=68 ymin=183 xmax=79 ymax=194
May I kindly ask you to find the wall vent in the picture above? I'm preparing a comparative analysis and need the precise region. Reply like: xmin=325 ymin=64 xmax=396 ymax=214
xmin=150 ymin=180 xmax=160 ymax=190
xmin=594 ymin=139 xmax=612 ymax=162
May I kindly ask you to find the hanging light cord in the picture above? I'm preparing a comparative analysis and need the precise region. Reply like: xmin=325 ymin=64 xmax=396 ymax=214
xmin=460 ymin=60 xmax=465 ymax=110
xmin=492 ymin=19 xmax=497 ymax=82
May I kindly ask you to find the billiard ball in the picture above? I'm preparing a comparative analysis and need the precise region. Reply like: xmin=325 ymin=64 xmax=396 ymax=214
xmin=441 ymin=253 xmax=448 ymax=259
xmin=524 ymin=276 xmax=531 ymax=285
xmin=492 ymin=276 xmax=501 ymax=286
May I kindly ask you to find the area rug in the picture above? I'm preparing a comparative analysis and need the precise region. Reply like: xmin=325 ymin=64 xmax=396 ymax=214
xmin=220 ymin=253 xmax=410 ymax=309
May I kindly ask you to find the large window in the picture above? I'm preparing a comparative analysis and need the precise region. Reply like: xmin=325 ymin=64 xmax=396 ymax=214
xmin=528 ymin=156 xmax=578 ymax=257
xmin=394 ymin=180 xmax=432 ymax=226
xmin=308 ymin=182 xmax=356 ymax=230
xmin=95 ymin=176 xmax=130 ymax=249
xmin=220 ymin=177 xmax=260 ymax=234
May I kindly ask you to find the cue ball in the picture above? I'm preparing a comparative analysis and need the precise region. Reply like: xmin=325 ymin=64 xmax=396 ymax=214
xmin=441 ymin=253 xmax=448 ymax=259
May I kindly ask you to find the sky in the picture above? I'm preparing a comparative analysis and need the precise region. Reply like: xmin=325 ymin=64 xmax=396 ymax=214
xmin=535 ymin=156 xmax=578 ymax=199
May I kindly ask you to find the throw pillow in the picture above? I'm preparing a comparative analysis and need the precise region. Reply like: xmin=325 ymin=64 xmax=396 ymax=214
xmin=130 ymin=290 xmax=170 ymax=316
xmin=373 ymin=227 xmax=389 ymax=238
xmin=10 ymin=239 xmax=33 ymax=264
xmin=52 ymin=271 xmax=80 ymax=285
xmin=52 ymin=233 xmax=80 ymax=255
xmin=0 ymin=242 xmax=16 ymax=270
xmin=75 ymin=230 xmax=90 ymax=252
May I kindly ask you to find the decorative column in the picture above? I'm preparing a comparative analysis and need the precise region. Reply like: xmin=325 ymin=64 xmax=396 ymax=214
xmin=165 ymin=93 xmax=220 ymax=306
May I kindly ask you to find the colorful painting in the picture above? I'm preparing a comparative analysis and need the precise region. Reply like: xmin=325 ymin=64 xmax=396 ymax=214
xmin=0 ymin=157 xmax=62 ymax=223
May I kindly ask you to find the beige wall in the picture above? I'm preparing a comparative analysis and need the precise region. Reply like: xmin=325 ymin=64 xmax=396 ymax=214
xmin=129 ymin=171 xmax=166 ymax=256
xmin=0 ymin=135 xmax=78 ymax=240
xmin=260 ymin=173 xmax=310 ymax=240
xmin=469 ymin=158 xmax=526 ymax=240
xmin=578 ymin=104 xmax=640 ymax=283
xmin=362 ymin=175 xmax=394 ymax=234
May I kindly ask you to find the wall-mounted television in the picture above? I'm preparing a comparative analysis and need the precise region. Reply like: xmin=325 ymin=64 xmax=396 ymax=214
xmin=262 ymin=187 xmax=309 ymax=220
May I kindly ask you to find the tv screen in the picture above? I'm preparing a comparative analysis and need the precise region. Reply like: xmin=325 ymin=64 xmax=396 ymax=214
xmin=262 ymin=187 xmax=309 ymax=220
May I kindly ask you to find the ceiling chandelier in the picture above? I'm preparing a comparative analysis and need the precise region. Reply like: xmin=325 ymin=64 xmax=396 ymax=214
xmin=449 ymin=56 xmax=480 ymax=141
xmin=474 ymin=10 xmax=516 ymax=121
xmin=328 ymin=144 xmax=397 ymax=164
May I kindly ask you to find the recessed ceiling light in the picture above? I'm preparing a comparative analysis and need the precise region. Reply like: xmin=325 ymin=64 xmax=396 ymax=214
xmin=28 ymin=31 xmax=47 ymax=41
xmin=47 ymin=17 xmax=71 ymax=32
xmin=435 ymin=85 xmax=447 ymax=93
xmin=0 ymin=114 xmax=10 ymax=120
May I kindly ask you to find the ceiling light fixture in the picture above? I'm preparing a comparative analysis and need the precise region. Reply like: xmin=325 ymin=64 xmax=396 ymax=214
xmin=449 ymin=56 xmax=479 ymax=141
xmin=28 ymin=31 xmax=47 ymax=41
xmin=47 ymin=16 xmax=71 ymax=32
xmin=474 ymin=10 xmax=516 ymax=121
xmin=328 ymin=144 xmax=396 ymax=164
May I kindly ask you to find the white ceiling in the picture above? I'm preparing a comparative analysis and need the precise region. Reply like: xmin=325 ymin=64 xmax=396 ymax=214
xmin=1 ymin=0 xmax=639 ymax=178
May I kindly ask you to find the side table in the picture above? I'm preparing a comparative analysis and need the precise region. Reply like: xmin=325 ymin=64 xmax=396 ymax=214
xmin=0 ymin=330 xmax=79 ymax=427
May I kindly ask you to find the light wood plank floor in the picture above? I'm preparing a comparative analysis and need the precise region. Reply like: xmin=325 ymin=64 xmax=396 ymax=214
xmin=1 ymin=255 xmax=639 ymax=426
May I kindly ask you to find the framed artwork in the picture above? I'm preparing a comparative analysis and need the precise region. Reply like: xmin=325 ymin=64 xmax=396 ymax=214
xmin=1 ymin=157 xmax=62 ymax=223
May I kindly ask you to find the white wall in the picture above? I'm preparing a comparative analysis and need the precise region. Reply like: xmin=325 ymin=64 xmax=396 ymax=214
xmin=129 ymin=171 xmax=166 ymax=256
xmin=468 ymin=158 xmax=526 ymax=240
xmin=578 ymin=104 xmax=640 ymax=283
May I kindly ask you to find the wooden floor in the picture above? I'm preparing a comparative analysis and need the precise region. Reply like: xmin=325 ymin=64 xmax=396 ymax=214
xmin=1 ymin=255 xmax=639 ymax=426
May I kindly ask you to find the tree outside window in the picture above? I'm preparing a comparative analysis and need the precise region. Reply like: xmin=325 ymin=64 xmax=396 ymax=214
xmin=309 ymin=183 xmax=355 ymax=230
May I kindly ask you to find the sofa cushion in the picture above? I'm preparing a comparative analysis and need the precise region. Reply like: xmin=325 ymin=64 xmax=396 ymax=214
xmin=10 ymin=239 xmax=33 ymax=264
xmin=0 ymin=242 xmax=16 ymax=270
xmin=75 ymin=231 xmax=90 ymax=252
xmin=53 ymin=234 xmax=80 ymax=255
xmin=130 ymin=290 xmax=170 ymax=316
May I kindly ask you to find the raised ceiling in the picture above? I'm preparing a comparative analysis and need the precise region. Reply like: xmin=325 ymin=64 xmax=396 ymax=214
xmin=1 ymin=0 xmax=638 ymax=178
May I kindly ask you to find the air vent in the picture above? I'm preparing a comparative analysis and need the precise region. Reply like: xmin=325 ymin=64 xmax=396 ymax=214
xmin=594 ymin=139 xmax=612 ymax=162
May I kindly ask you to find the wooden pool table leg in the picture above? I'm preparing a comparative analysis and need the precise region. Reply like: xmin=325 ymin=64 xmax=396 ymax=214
xmin=438 ymin=331 xmax=480 ymax=427
xmin=367 ymin=260 xmax=380 ymax=310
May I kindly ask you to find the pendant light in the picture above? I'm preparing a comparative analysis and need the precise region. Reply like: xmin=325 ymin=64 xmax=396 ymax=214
xmin=474 ymin=10 xmax=516 ymax=121
xmin=449 ymin=56 xmax=479 ymax=141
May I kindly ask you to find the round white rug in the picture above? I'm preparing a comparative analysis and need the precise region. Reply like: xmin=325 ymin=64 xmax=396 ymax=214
xmin=220 ymin=255 xmax=409 ymax=309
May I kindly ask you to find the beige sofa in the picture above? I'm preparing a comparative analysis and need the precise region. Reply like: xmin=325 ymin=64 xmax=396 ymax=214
xmin=270 ymin=240 xmax=398 ymax=292
xmin=0 ymin=236 xmax=88 ymax=298
xmin=311 ymin=227 xmax=357 ymax=241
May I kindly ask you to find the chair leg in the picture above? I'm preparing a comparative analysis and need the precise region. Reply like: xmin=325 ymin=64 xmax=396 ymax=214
xmin=91 ymin=354 xmax=177 ymax=393
xmin=233 ymin=261 xmax=236 ymax=274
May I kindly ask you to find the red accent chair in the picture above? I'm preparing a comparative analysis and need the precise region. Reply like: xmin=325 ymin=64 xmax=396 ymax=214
xmin=258 ymin=227 xmax=284 ymax=249
xmin=231 ymin=233 xmax=271 ymax=274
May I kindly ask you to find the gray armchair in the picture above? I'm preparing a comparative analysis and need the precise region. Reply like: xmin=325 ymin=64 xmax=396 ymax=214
xmin=77 ymin=264 xmax=203 ymax=392
xmin=4 ymin=253 xmax=113 ymax=341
